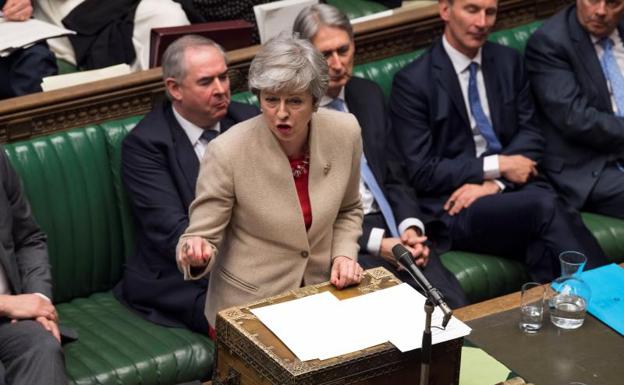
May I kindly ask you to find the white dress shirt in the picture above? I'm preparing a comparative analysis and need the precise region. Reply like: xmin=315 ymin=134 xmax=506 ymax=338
xmin=442 ymin=36 xmax=502 ymax=184
xmin=172 ymin=106 xmax=221 ymax=160
xmin=321 ymin=89 xmax=425 ymax=256
xmin=591 ymin=29 xmax=624 ymax=114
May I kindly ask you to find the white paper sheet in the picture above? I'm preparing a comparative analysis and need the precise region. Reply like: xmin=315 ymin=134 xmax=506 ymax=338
xmin=41 ymin=64 xmax=132 ymax=91
xmin=251 ymin=283 xmax=471 ymax=361
xmin=252 ymin=291 xmax=340 ymax=361
xmin=253 ymin=0 xmax=318 ymax=44
xmin=0 ymin=18 xmax=74 ymax=55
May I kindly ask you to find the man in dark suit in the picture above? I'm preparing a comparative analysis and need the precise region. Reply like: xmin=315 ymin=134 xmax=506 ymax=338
xmin=115 ymin=35 xmax=258 ymax=334
xmin=390 ymin=0 xmax=608 ymax=283
xmin=0 ymin=0 xmax=57 ymax=99
xmin=294 ymin=4 xmax=468 ymax=308
xmin=0 ymin=149 xmax=67 ymax=385
xmin=525 ymin=1 xmax=624 ymax=219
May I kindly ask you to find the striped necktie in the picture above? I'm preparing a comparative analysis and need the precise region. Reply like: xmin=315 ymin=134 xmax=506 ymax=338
xmin=598 ymin=38 xmax=624 ymax=172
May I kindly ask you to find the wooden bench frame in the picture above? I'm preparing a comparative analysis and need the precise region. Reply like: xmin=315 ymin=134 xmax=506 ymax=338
xmin=0 ymin=0 xmax=571 ymax=143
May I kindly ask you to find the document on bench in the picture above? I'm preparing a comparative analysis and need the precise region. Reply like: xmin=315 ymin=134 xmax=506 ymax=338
xmin=0 ymin=18 xmax=74 ymax=56
xmin=251 ymin=283 xmax=471 ymax=361
xmin=254 ymin=0 xmax=318 ymax=44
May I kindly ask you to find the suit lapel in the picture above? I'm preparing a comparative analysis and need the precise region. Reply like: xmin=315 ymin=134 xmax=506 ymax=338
xmin=481 ymin=44 xmax=504 ymax=139
xmin=307 ymin=113 xmax=331 ymax=239
xmin=166 ymin=105 xmax=200 ymax=193
xmin=344 ymin=80 xmax=380 ymax=175
xmin=220 ymin=105 xmax=236 ymax=132
xmin=569 ymin=8 xmax=612 ymax=110
xmin=432 ymin=41 xmax=470 ymax=129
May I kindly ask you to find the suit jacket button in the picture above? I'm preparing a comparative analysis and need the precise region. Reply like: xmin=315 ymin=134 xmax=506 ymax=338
xmin=592 ymin=171 xmax=599 ymax=177
xmin=301 ymin=251 xmax=309 ymax=258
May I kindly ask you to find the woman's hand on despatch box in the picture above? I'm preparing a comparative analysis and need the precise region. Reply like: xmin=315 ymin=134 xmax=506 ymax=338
xmin=330 ymin=256 xmax=364 ymax=289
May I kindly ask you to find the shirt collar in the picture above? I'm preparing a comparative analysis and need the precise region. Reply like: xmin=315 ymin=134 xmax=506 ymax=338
xmin=590 ymin=28 xmax=622 ymax=46
xmin=442 ymin=35 xmax=483 ymax=75
xmin=172 ymin=106 xmax=220 ymax=145
xmin=320 ymin=87 xmax=347 ymax=107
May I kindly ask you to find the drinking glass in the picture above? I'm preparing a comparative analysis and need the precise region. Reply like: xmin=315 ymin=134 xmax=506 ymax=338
xmin=549 ymin=251 xmax=591 ymax=329
xmin=519 ymin=282 xmax=545 ymax=333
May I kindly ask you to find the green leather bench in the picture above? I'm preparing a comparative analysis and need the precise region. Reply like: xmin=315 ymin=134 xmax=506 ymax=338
xmin=3 ymin=18 xmax=623 ymax=385
xmin=4 ymin=119 xmax=214 ymax=385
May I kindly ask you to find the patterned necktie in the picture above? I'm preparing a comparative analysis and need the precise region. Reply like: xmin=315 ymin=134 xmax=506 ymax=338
xmin=200 ymin=129 xmax=218 ymax=143
xmin=598 ymin=38 xmax=624 ymax=172
xmin=468 ymin=62 xmax=502 ymax=155
xmin=598 ymin=38 xmax=624 ymax=117
xmin=326 ymin=98 xmax=346 ymax=112
xmin=325 ymin=97 xmax=400 ymax=237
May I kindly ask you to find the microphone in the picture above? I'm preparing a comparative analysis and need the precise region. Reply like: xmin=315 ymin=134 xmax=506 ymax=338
xmin=392 ymin=244 xmax=453 ymax=328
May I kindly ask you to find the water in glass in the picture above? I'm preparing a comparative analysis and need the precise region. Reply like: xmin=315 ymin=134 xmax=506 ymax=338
xmin=519 ymin=305 xmax=543 ymax=333
xmin=549 ymin=251 xmax=591 ymax=330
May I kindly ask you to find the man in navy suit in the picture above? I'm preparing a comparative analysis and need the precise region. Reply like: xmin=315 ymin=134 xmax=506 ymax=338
xmin=390 ymin=0 xmax=608 ymax=283
xmin=525 ymin=1 xmax=624 ymax=219
xmin=294 ymin=4 xmax=468 ymax=308
xmin=115 ymin=35 xmax=258 ymax=333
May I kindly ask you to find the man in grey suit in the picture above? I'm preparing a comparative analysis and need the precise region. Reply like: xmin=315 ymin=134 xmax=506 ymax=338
xmin=0 ymin=148 xmax=67 ymax=385
xmin=526 ymin=0 xmax=624 ymax=218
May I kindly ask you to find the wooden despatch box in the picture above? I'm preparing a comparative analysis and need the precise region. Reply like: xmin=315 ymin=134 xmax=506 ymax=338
xmin=213 ymin=267 xmax=463 ymax=385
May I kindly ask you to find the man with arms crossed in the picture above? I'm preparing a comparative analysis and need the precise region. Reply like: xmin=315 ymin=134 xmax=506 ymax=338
xmin=115 ymin=35 xmax=258 ymax=333
xmin=294 ymin=4 xmax=469 ymax=307
xmin=390 ymin=0 xmax=608 ymax=282
xmin=525 ymin=0 xmax=624 ymax=219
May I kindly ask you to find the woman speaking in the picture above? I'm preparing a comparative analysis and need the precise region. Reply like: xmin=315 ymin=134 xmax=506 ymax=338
xmin=177 ymin=34 xmax=364 ymax=330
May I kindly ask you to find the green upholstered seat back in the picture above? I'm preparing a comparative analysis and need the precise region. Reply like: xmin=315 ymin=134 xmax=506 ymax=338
xmin=353 ymin=50 xmax=423 ymax=100
xmin=3 ymin=116 xmax=142 ymax=303
xmin=231 ymin=91 xmax=258 ymax=106
xmin=326 ymin=0 xmax=388 ymax=19
xmin=99 ymin=116 xmax=142 ymax=259
xmin=4 ymin=127 xmax=126 ymax=302
xmin=582 ymin=213 xmax=624 ymax=263
xmin=488 ymin=20 xmax=542 ymax=53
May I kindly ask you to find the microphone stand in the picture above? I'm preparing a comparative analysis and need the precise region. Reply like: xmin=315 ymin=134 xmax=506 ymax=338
xmin=391 ymin=244 xmax=452 ymax=385
xmin=420 ymin=299 xmax=434 ymax=385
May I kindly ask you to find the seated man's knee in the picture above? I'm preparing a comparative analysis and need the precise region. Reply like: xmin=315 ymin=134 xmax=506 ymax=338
xmin=14 ymin=320 xmax=61 ymax=355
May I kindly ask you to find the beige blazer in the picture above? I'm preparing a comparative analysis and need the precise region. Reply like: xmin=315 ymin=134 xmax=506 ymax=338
xmin=179 ymin=108 xmax=363 ymax=325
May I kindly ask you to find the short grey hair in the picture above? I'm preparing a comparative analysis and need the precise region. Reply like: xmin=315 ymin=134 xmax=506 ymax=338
xmin=248 ymin=34 xmax=329 ymax=107
xmin=293 ymin=3 xmax=353 ymax=42
xmin=161 ymin=34 xmax=227 ymax=82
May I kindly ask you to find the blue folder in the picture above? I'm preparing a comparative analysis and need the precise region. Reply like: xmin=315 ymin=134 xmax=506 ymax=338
xmin=580 ymin=263 xmax=624 ymax=336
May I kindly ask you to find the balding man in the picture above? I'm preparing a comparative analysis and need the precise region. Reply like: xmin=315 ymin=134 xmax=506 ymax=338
xmin=115 ymin=35 xmax=258 ymax=334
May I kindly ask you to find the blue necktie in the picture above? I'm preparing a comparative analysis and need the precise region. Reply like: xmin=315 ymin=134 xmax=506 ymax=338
xmin=468 ymin=62 xmax=502 ymax=155
xmin=360 ymin=157 xmax=400 ymax=238
xmin=598 ymin=38 xmax=624 ymax=172
xmin=200 ymin=129 xmax=218 ymax=143
xmin=325 ymin=98 xmax=400 ymax=237
xmin=327 ymin=98 xmax=346 ymax=112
